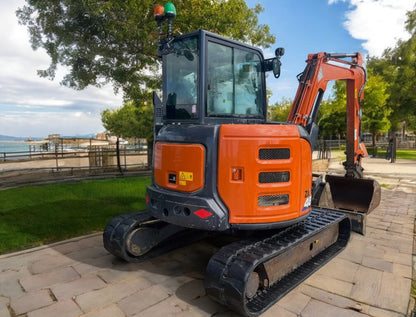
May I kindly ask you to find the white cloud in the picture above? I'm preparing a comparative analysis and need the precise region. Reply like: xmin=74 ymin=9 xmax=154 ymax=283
xmin=329 ymin=0 xmax=415 ymax=56
xmin=0 ymin=111 xmax=105 ymax=137
xmin=0 ymin=1 xmax=123 ymax=137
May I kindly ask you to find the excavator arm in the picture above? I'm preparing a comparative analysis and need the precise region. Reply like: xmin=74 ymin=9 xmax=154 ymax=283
xmin=287 ymin=52 xmax=367 ymax=178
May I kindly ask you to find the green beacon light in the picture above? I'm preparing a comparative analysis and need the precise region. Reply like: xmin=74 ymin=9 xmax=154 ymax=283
xmin=164 ymin=2 xmax=176 ymax=19
xmin=164 ymin=2 xmax=176 ymax=36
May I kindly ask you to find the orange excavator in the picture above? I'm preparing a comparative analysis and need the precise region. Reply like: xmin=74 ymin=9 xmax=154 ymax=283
xmin=103 ymin=3 xmax=380 ymax=316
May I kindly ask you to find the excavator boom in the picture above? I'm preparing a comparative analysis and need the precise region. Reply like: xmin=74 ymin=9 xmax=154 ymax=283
xmin=288 ymin=52 xmax=367 ymax=177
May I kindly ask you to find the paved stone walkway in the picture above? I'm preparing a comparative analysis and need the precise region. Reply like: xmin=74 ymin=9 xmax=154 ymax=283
xmin=0 ymin=159 xmax=415 ymax=316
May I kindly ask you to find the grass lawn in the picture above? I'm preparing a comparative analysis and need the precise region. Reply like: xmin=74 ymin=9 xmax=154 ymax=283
xmin=0 ymin=177 xmax=151 ymax=254
xmin=330 ymin=148 xmax=416 ymax=160
xmin=370 ymin=148 xmax=416 ymax=160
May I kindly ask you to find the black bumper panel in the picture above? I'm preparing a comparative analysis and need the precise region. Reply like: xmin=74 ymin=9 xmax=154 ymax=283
xmin=146 ymin=185 xmax=230 ymax=231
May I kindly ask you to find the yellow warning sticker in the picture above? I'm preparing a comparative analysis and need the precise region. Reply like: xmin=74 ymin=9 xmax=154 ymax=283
xmin=179 ymin=180 xmax=187 ymax=186
xmin=179 ymin=171 xmax=193 ymax=182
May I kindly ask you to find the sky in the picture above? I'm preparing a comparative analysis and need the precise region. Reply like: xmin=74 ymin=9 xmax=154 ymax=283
xmin=0 ymin=0 xmax=414 ymax=138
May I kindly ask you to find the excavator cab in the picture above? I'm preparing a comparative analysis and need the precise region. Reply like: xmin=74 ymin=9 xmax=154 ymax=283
xmin=154 ymin=29 xmax=278 ymax=125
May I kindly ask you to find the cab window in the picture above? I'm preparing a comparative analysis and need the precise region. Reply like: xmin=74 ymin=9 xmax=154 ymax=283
xmin=207 ymin=41 xmax=263 ymax=117
xmin=164 ymin=36 xmax=198 ymax=119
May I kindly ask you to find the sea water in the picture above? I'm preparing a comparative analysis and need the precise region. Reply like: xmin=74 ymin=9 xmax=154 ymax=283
xmin=0 ymin=141 xmax=30 ymax=153
xmin=0 ymin=141 xmax=43 ymax=160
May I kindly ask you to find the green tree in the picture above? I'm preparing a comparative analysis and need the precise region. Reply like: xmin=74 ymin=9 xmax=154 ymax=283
xmin=268 ymin=97 xmax=292 ymax=122
xmin=17 ymin=0 xmax=275 ymax=165
xmin=17 ymin=1 xmax=274 ymax=95
xmin=102 ymin=100 xmax=153 ymax=168
xmin=367 ymin=8 xmax=416 ymax=135
xmin=317 ymin=81 xmax=347 ymax=139
xmin=361 ymin=68 xmax=391 ymax=148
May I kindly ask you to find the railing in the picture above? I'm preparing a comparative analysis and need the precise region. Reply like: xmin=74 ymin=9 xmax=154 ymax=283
xmin=0 ymin=148 xmax=149 ymax=173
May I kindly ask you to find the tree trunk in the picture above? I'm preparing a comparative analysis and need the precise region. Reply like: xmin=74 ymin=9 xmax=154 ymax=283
xmin=147 ymin=138 xmax=153 ymax=170
xmin=116 ymin=137 xmax=123 ymax=174
xmin=372 ymin=132 xmax=377 ymax=157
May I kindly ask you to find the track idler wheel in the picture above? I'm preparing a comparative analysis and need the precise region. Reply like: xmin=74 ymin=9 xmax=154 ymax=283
xmin=126 ymin=227 xmax=160 ymax=257
xmin=245 ymin=271 xmax=261 ymax=299
xmin=103 ymin=211 xmax=156 ymax=262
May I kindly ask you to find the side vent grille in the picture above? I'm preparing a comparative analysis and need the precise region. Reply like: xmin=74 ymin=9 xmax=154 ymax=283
xmin=258 ymin=194 xmax=289 ymax=207
xmin=259 ymin=148 xmax=290 ymax=160
xmin=259 ymin=171 xmax=290 ymax=183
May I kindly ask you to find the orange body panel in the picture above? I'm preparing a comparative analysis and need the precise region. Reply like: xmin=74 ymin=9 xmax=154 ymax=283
xmin=154 ymin=142 xmax=205 ymax=192
xmin=218 ymin=124 xmax=312 ymax=224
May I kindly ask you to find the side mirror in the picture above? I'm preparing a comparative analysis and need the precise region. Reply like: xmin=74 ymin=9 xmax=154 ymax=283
xmin=263 ymin=47 xmax=284 ymax=78
xmin=272 ymin=59 xmax=281 ymax=79
xmin=275 ymin=47 xmax=285 ymax=57
xmin=273 ymin=47 xmax=285 ymax=79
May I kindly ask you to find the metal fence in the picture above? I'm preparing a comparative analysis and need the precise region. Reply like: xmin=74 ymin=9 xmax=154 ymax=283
xmin=314 ymin=139 xmax=416 ymax=151
xmin=0 ymin=147 xmax=148 ymax=174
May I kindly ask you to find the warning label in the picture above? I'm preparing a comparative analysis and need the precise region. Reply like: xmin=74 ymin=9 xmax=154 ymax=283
xmin=179 ymin=171 xmax=193 ymax=182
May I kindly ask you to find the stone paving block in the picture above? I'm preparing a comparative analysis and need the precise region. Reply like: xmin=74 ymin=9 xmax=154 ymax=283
xmin=261 ymin=304 xmax=298 ymax=317
xmin=75 ymin=276 xmax=152 ymax=313
xmin=72 ymin=254 xmax=113 ymax=276
xmin=50 ymin=275 xmax=107 ymax=300
xmin=174 ymin=279 xmax=206 ymax=302
xmin=27 ymin=299 xmax=82 ymax=317
xmin=277 ymin=290 xmax=310 ymax=315
xmin=362 ymin=256 xmax=393 ymax=272
xmin=188 ymin=295 xmax=226 ymax=316
xmin=305 ymin=273 xmax=353 ymax=298
xmin=392 ymin=263 xmax=412 ymax=279
xmin=159 ymin=274 xmax=194 ymax=293
xmin=368 ymin=222 xmax=390 ymax=231
xmin=383 ymin=249 xmax=412 ymax=266
xmin=0 ymin=249 xmax=58 ymax=272
xmin=79 ymin=304 xmax=125 ymax=317
xmin=20 ymin=266 xmax=80 ymax=291
xmin=133 ymin=295 xmax=203 ymax=317
xmin=0 ymin=298 xmax=10 ymax=317
xmin=52 ymin=241 xmax=79 ymax=255
xmin=376 ymin=271 xmax=411 ymax=314
xmin=66 ymin=246 xmax=108 ymax=262
xmin=368 ymin=305 xmax=407 ymax=317
xmin=75 ymin=234 xmax=102 ymax=249
xmin=301 ymin=299 xmax=368 ymax=317
xmin=300 ymin=284 xmax=362 ymax=311
xmin=29 ymin=254 xmax=74 ymax=274
xmin=136 ymin=268 xmax=172 ymax=285
xmin=338 ymin=239 xmax=365 ymax=264
xmin=117 ymin=284 xmax=170 ymax=316
xmin=97 ymin=268 xmax=139 ymax=284
xmin=316 ymin=257 xmax=359 ymax=283
xmin=388 ymin=223 xmax=404 ymax=233
xmin=363 ymin=245 xmax=385 ymax=259
xmin=350 ymin=265 xmax=383 ymax=306
xmin=0 ymin=266 xmax=30 ymax=298
xmin=10 ymin=289 xmax=54 ymax=316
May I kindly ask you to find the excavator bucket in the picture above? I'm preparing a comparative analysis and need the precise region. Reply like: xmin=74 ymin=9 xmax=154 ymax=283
xmin=314 ymin=174 xmax=381 ymax=235
xmin=325 ymin=175 xmax=381 ymax=214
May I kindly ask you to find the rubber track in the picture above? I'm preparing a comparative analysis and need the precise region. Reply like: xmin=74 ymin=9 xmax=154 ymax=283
xmin=205 ymin=208 xmax=351 ymax=317
xmin=103 ymin=210 xmax=212 ymax=263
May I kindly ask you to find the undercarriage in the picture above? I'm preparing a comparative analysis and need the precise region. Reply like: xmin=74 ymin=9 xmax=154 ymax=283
xmin=104 ymin=206 xmax=353 ymax=316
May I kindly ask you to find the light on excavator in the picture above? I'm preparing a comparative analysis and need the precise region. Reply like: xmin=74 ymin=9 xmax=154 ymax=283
xmin=154 ymin=4 xmax=165 ymax=21
xmin=164 ymin=2 xmax=177 ymax=19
